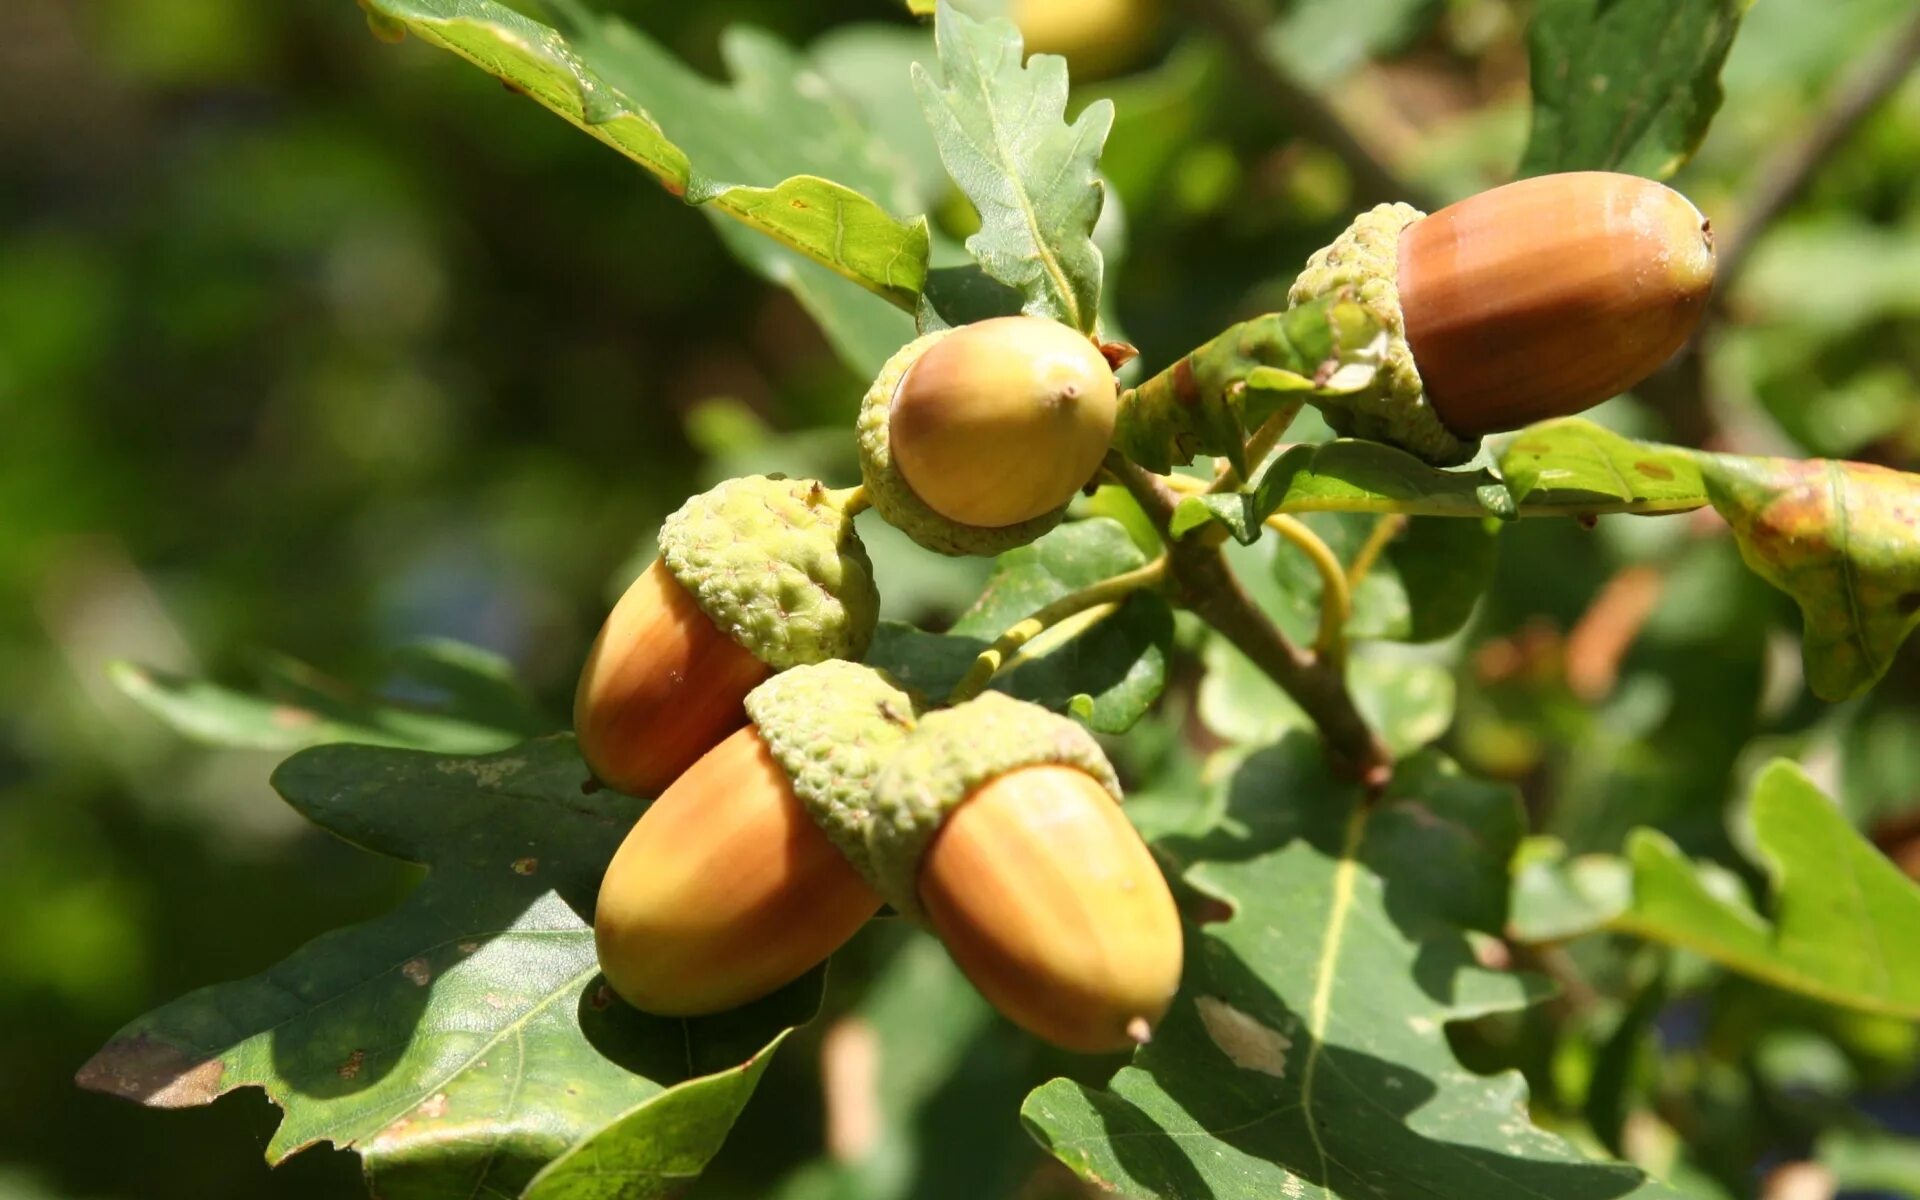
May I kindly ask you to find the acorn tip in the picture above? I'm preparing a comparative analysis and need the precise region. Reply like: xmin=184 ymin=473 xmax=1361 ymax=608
xmin=1126 ymin=1016 xmax=1154 ymax=1046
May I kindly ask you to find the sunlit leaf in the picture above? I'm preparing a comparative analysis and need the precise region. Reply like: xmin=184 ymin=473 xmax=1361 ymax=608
xmin=360 ymin=0 xmax=927 ymax=375
xmin=914 ymin=0 xmax=1112 ymax=331
xmin=77 ymin=737 xmax=814 ymax=1196
xmin=1496 ymin=418 xmax=1708 ymax=515
xmin=1700 ymin=453 xmax=1920 ymax=700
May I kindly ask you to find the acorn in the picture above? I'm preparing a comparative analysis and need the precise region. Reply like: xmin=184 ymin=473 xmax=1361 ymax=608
xmin=1012 ymin=0 xmax=1163 ymax=80
xmin=859 ymin=316 xmax=1119 ymax=556
xmin=574 ymin=475 xmax=879 ymax=797
xmin=867 ymin=693 xmax=1182 ymax=1052
xmin=595 ymin=661 xmax=918 ymax=1015
xmin=1289 ymin=171 xmax=1715 ymax=464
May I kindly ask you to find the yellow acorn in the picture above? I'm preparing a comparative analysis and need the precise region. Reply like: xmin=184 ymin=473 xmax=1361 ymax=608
xmin=1012 ymin=0 xmax=1163 ymax=81
xmin=1290 ymin=171 xmax=1715 ymax=464
xmin=859 ymin=317 xmax=1118 ymax=556
xmin=595 ymin=662 xmax=917 ymax=1016
xmin=868 ymin=694 xmax=1182 ymax=1053
xmin=573 ymin=476 xmax=877 ymax=797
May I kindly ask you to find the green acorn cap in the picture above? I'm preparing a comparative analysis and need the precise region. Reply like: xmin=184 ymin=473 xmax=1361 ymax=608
xmin=659 ymin=475 xmax=880 ymax=669
xmin=744 ymin=660 xmax=919 ymax=888
xmin=1288 ymin=202 xmax=1477 ymax=467
xmin=857 ymin=329 xmax=1071 ymax=557
xmin=865 ymin=693 xmax=1121 ymax=919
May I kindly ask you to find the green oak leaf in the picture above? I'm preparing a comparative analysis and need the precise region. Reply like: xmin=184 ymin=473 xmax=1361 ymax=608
xmin=1026 ymin=741 xmax=1679 ymax=1199
xmin=1509 ymin=761 xmax=1920 ymax=1020
xmin=1698 ymin=453 xmax=1920 ymax=701
xmin=1497 ymin=418 xmax=1709 ymax=515
xmin=110 ymin=639 xmax=550 ymax=754
xmin=913 ymin=0 xmax=1113 ymax=332
xmin=1520 ymin=0 xmax=1747 ymax=179
xmin=360 ymin=0 xmax=925 ymax=375
xmin=1172 ymin=440 xmax=1515 ymax=543
xmin=865 ymin=518 xmax=1172 ymax=732
xmin=76 ymin=737 xmax=817 ymax=1198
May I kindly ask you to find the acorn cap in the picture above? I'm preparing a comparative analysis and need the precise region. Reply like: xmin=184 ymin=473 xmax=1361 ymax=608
xmin=1286 ymin=201 xmax=1476 ymax=465
xmin=866 ymin=693 xmax=1121 ymax=919
xmin=659 ymin=475 xmax=880 ymax=669
xmin=745 ymin=660 xmax=920 ymax=888
xmin=858 ymin=329 xmax=1074 ymax=557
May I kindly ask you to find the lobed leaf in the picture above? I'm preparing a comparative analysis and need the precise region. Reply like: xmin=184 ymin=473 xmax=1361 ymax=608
xmin=1509 ymin=761 xmax=1920 ymax=1020
xmin=865 ymin=518 xmax=1172 ymax=732
xmin=1026 ymin=741 xmax=1679 ymax=1199
xmin=1497 ymin=418 xmax=1709 ymax=516
xmin=1520 ymin=0 xmax=1747 ymax=179
xmin=1698 ymin=453 xmax=1920 ymax=701
xmin=913 ymin=0 xmax=1112 ymax=332
xmin=360 ymin=0 xmax=927 ymax=373
xmin=76 ymin=737 xmax=814 ymax=1197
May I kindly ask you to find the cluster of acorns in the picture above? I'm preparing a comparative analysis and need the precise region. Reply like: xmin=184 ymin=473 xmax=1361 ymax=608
xmin=573 ymin=172 xmax=1715 ymax=1052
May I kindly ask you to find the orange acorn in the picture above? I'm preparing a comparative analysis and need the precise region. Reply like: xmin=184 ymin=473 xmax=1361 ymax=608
xmin=869 ymin=694 xmax=1182 ymax=1053
xmin=573 ymin=476 xmax=877 ymax=797
xmin=595 ymin=662 xmax=917 ymax=1015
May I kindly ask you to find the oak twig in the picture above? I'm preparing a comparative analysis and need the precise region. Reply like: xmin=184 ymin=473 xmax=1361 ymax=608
xmin=1108 ymin=453 xmax=1391 ymax=784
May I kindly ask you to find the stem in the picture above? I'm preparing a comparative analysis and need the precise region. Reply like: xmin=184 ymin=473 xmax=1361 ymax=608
xmin=1162 ymin=471 xmax=1351 ymax=666
xmin=1268 ymin=514 xmax=1351 ymax=667
xmin=1209 ymin=398 xmax=1304 ymax=494
xmin=1345 ymin=513 xmax=1405 ymax=589
xmin=829 ymin=484 xmax=871 ymax=517
xmin=1175 ymin=0 xmax=1432 ymax=211
xmin=1109 ymin=453 xmax=1391 ymax=785
xmin=946 ymin=556 xmax=1170 ymax=704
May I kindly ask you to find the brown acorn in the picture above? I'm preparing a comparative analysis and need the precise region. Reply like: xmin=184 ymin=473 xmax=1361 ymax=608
xmin=594 ymin=725 xmax=882 ymax=1016
xmin=868 ymin=694 xmax=1183 ymax=1054
xmin=1399 ymin=171 xmax=1715 ymax=436
xmin=920 ymin=764 xmax=1184 ymax=1053
xmin=572 ymin=475 xmax=878 ymax=798
xmin=594 ymin=662 xmax=917 ymax=1016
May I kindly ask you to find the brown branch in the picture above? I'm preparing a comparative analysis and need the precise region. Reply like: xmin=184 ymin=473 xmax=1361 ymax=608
xmin=1106 ymin=453 xmax=1392 ymax=785
xmin=1175 ymin=0 xmax=1433 ymax=211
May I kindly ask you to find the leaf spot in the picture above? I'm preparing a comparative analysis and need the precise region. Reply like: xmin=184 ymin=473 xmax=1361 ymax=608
xmin=1195 ymin=996 xmax=1291 ymax=1078
xmin=511 ymin=857 xmax=539 ymax=876
xmin=418 ymin=1092 xmax=450 ymax=1119
xmin=338 ymin=1050 xmax=364 ymax=1080
xmin=457 ymin=942 xmax=479 ymax=954
xmin=589 ymin=983 xmax=615 ymax=1010
xmin=401 ymin=958 xmax=432 ymax=987
xmin=1634 ymin=460 xmax=1675 ymax=481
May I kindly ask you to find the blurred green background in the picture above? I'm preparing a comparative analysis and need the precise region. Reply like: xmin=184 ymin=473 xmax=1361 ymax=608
xmin=3 ymin=0 xmax=1918 ymax=1196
